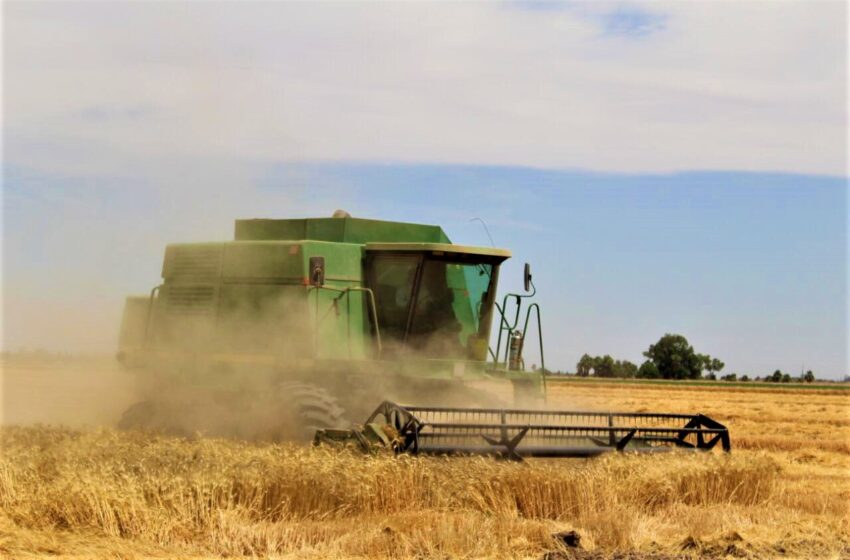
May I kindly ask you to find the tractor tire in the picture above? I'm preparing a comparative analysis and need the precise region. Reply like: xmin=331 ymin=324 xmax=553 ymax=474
xmin=264 ymin=382 xmax=347 ymax=442
xmin=117 ymin=399 xmax=192 ymax=436
xmin=119 ymin=383 xmax=346 ymax=442
xmin=117 ymin=400 xmax=157 ymax=430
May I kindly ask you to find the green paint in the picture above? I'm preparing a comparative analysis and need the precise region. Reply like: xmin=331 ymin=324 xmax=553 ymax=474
xmin=234 ymin=217 xmax=452 ymax=244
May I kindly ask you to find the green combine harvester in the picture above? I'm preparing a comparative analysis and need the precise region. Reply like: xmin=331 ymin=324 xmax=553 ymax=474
xmin=118 ymin=212 xmax=730 ymax=457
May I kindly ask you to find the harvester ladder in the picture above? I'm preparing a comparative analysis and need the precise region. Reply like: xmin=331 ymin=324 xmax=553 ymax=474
xmin=492 ymin=292 xmax=545 ymax=373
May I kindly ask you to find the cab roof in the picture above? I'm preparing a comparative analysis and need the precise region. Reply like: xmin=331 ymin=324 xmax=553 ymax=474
xmin=365 ymin=242 xmax=510 ymax=263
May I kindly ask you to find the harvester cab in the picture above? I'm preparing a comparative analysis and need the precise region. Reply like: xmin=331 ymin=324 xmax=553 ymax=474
xmin=117 ymin=212 xmax=729 ymax=456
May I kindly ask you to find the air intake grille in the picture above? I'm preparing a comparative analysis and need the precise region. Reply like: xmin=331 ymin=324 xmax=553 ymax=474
xmin=166 ymin=285 xmax=216 ymax=315
xmin=168 ymin=246 xmax=222 ymax=278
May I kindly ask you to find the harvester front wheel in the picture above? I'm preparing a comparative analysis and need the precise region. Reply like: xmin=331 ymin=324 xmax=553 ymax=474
xmin=117 ymin=399 xmax=193 ymax=436
xmin=265 ymin=382 xmax=346 ymax=442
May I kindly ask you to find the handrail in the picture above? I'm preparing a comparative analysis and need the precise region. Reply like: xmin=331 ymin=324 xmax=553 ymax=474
xmin=521 ymin=302 xmax=545 ymax=398
xmin=142 ymin=284 xmax=162 ymax=349
xmin=493 ymin=279 xmax=537 ymax=368
xmin=307 ymin=285 xmax=382 ymax=359
xmin=521 ymin=303 xmax=544 ymax=373
xmin=488 ymin=346 xmax=499 ymax=362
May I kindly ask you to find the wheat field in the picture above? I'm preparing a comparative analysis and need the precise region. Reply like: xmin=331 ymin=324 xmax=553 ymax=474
xmin=1 ymin=374 xmax=848 ymax=559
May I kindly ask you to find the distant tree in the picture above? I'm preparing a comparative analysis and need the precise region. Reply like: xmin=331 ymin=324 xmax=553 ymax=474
xmin=576 ymin=354 xmax=594 ymax=377
xmin=740 ymin=374 xmax=750 ymax=382
xmin=699 ymin=355 xmax=725 ymax=377
xmin=710 ymin=358 xmax=725 ymax=375
xmin=576 ymin=355 xmax=643 ymax=379
xmin=803 ymin=370 xmax=815 ymax=383
xmin=644 ymin=334 xmax=705 ymax=380
xmin=705 ymin=372 xmax=717 ymax=381
xmin=721 ymin=373 xmax=737 ymax=382
xmin=594 ymin=355 xmax=616 ymax=378
xmin=616 ymin=360 xmax=638 ymax=379
xmin=636 ymin=360 xmax=660 ymax=379
xmin=768 ymin=370 xmax=783 ymax=383
xmin=781 ymin=373 xmax=792 ymax=383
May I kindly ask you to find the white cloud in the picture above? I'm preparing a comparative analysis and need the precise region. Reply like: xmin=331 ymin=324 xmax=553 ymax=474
xmin=3 ymin=2 xmax=846 ymax=363
xmin=4 ymin=1 xmax=847 ymax=177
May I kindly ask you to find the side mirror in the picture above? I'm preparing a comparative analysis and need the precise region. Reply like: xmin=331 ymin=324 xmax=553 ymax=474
xmin=523 ymin=262 xmax=532 ymax=292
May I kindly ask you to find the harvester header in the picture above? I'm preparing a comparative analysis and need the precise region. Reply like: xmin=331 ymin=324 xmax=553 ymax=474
xmin=316 ymin=401 xmax=731 ymax=460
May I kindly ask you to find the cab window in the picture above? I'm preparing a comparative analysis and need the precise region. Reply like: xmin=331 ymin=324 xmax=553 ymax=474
xmin=368 ymin=253 xmax=495 ymax=359
xmin=370 ymin=256 xmax=418 ymax=344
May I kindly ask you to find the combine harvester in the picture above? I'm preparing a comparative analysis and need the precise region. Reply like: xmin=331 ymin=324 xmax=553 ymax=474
xmin=118 ymin=211 xmax=730 ymax=458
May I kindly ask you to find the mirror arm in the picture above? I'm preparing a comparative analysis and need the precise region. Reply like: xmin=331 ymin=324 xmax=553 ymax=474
xmin=526 ymin=279 xmax=537 ymax=298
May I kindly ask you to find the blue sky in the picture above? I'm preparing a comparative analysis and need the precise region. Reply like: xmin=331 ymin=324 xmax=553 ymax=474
xmin=3 ymin=2 xmax=848 ymax=377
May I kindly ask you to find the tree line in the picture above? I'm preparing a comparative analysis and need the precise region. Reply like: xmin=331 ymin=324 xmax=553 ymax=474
xmin=570 ymin=333 xmax=817 ymax=382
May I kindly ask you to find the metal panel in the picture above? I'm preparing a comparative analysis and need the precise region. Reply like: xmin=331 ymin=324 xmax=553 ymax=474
xmin=164 ymin=285 xmax=216 ymax=315
xmin=162 ymin=244 xmax=223 ymax=279
xmin=234 ymin=217 xmax=450 ymax=244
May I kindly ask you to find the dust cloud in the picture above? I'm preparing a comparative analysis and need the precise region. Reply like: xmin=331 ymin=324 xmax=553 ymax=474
xmin=1 ymin=252 xmax=547 ymax=441
xmin=1 ymin=353 xmax=136 ymax=428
